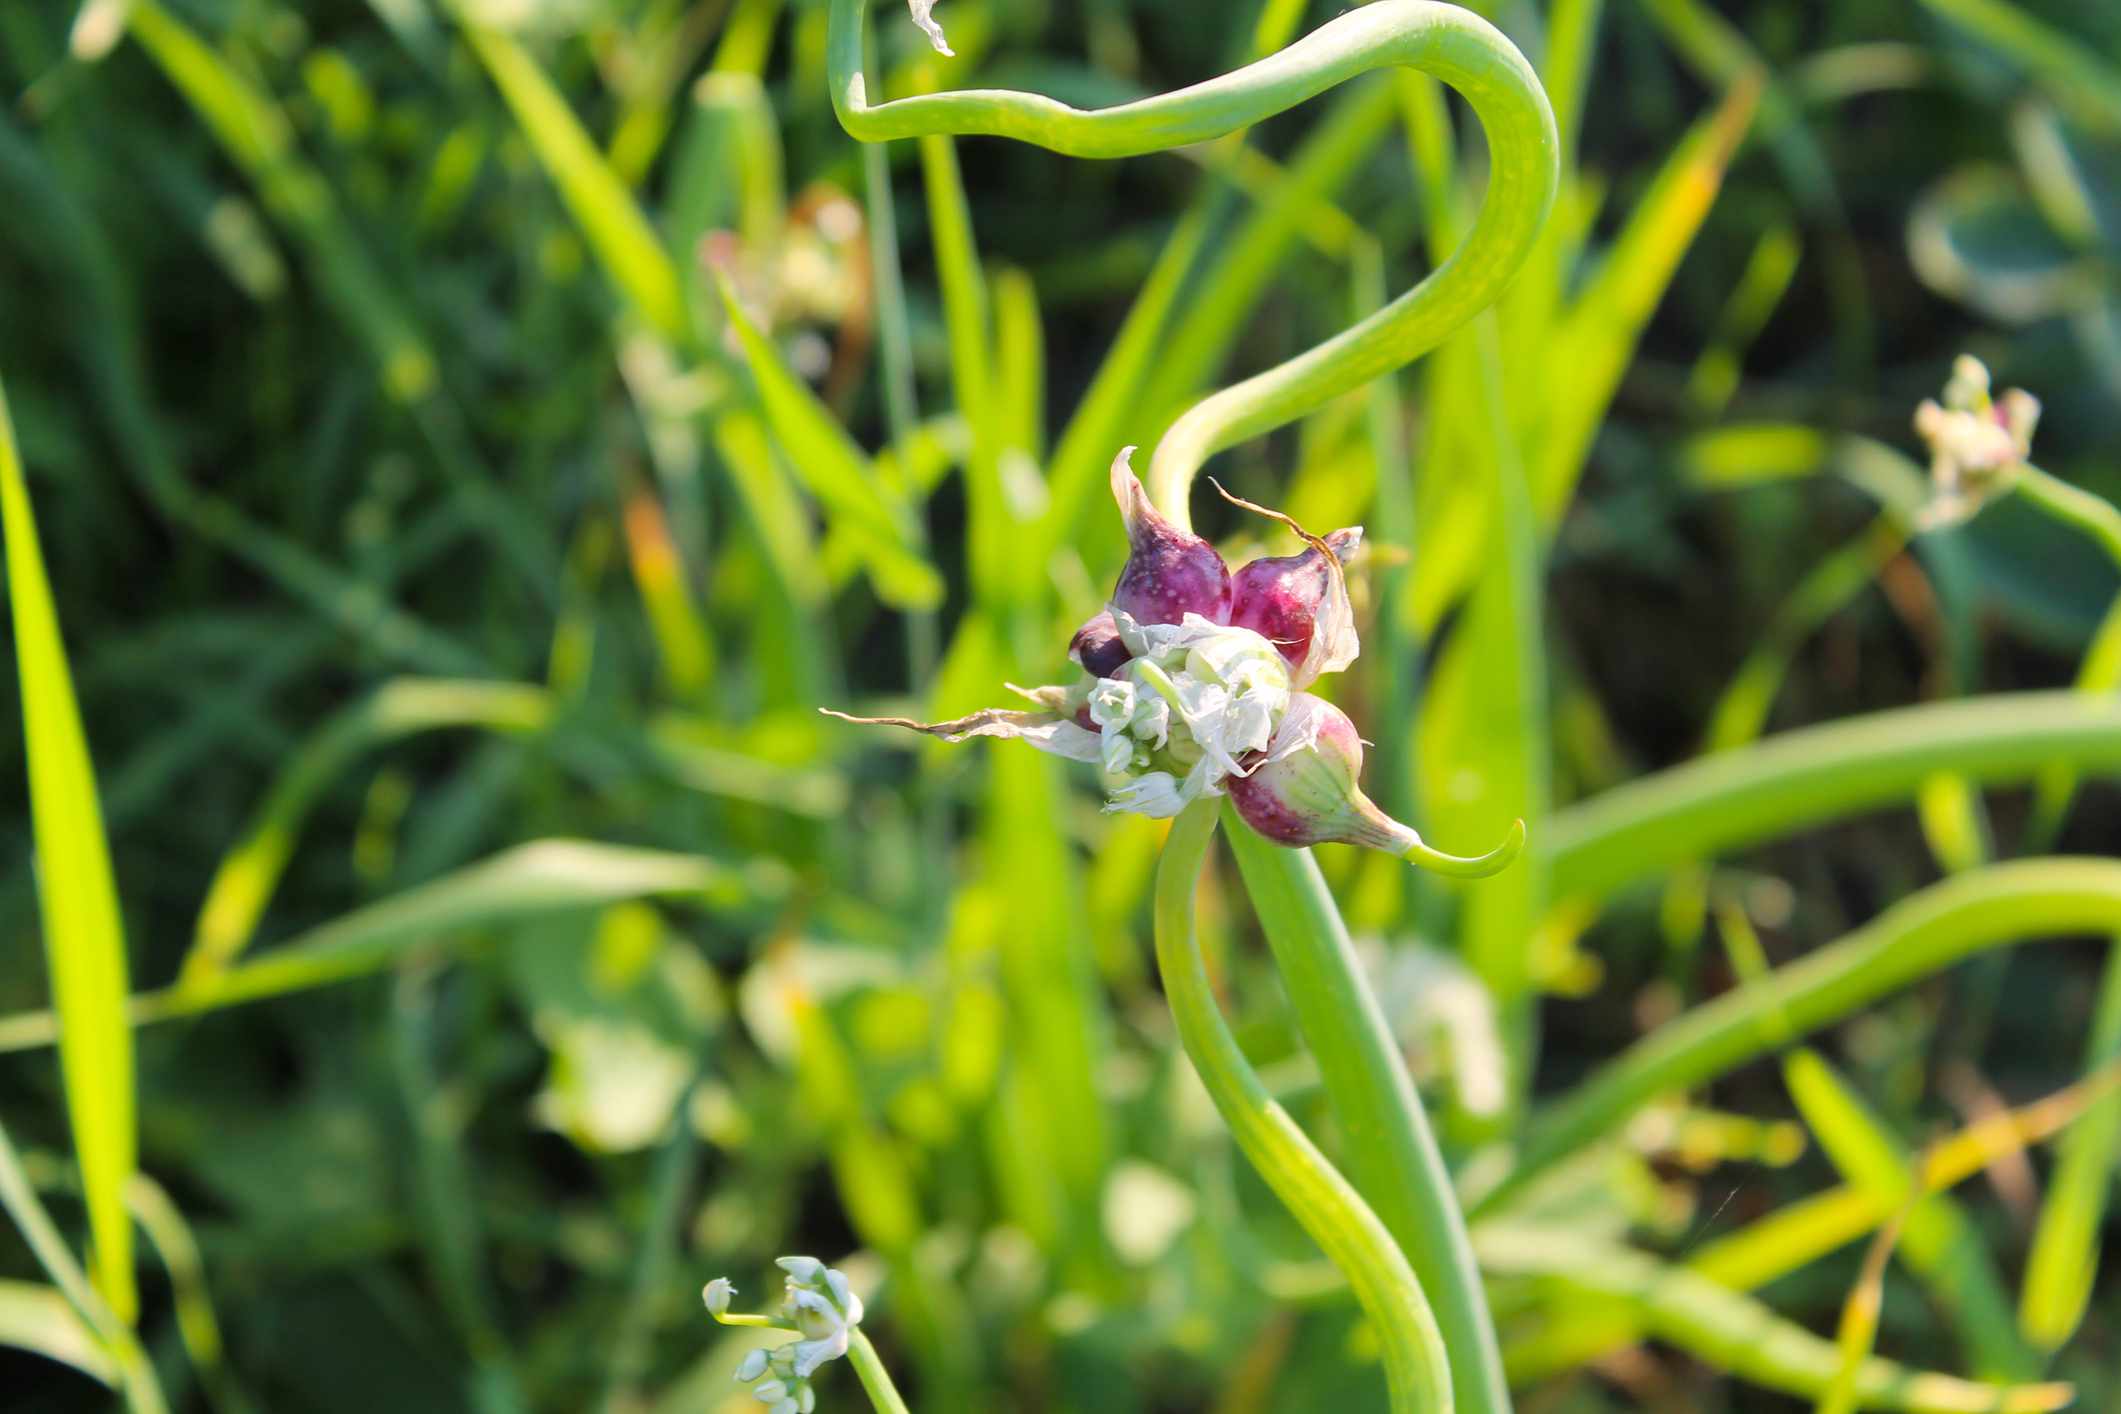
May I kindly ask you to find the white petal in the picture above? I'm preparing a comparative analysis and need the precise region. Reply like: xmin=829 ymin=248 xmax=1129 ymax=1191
xmin=1179 ymin=754 xmax=1226 ymax=801
xmin=791 ymin=1333 xmax=848 ymax=1378
xmin=1263 ymin=693 xmax=1328 ymax=762
xmin=1132 ymin=696 xmax=1170 ymax=748
xmin=1104 ymin=772 xmax=1188 ymax=818
xmin=1088 ymin=677 xmax=1138 ymax=728
xmin=1101 ymin=727 xmax=1138 ymax=775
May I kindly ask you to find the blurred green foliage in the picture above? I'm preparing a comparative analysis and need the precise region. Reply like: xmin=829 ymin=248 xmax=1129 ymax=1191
xmin=1 ymin=0 xmax=2119 ymax=1410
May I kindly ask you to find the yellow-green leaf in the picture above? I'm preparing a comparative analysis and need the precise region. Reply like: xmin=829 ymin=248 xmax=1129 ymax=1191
xmin=0 ymin=378 xmax=137 ymax=1324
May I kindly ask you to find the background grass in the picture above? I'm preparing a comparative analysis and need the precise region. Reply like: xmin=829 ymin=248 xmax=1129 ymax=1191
xmin=2 ymin=0 xmax=2120 ymax=1410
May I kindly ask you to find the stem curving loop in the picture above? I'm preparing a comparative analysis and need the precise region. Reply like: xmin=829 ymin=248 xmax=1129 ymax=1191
xmin=828 ymin=0 xmax=1559 ymax=527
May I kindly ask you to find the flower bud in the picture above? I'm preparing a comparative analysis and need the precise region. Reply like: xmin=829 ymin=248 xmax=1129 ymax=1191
xmin=1226 ymin=696 xmax=1523 ymax=877
xmin=1227 ymin=527 xmax=1362 ymax=674
xmin=1912 ymin=355 xmax=2041 ymax=527
xmin=1069 ymin=608 xmax=1132 ymax=678
xmin=1110 ymin=447 xmax=1231 ymax=626
xmin=703 ymin=1278 xmax=736 ymax=1318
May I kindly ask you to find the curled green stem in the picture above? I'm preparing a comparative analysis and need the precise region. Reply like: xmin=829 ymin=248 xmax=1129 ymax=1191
xmin=1155 ymin=802 xmax=1451 ymax=1414
xmin=827 ymin=0 xmax=1558 ymax=522
xmin=1404 ymin=817 xmax=1526 ymax=877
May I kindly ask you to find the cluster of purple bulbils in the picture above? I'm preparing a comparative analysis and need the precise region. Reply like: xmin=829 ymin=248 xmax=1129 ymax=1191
xmin=830 ymin=449 xmax=1522 ymax=875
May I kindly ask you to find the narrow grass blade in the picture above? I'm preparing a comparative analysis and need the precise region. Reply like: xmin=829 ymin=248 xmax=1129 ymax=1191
xmin=1528 ymin=74 xmax=1758 ymax=525
xmin=0 ymin=1279 xmax=116 ymax=1387
xmin=993 ymin=268 xmax=1045 ymax=465
xmin=1817 ymin=1212 xmax=1909 ymax=1414
xmin=462 ymin=23 xmax=689 ymax=340
xmin=1417 ymin=314 xmax=1548 ymax=1104
xmin=2019 ymin=935 xmax=2121 ymax=1349
xmin=1705 ymin=515 xmax=1911 ymax=751
xmin=1478 ymin=1225 xmax=2071 ymax=1413
xmin=127 ymin=1174 xmax=254 ymax=1414
xmin=0 ymin=378 xmax=136 ymax=1324
xmin=1687 ymin=222 xmax=1802 ymax=418
xmin=0 ymin=1120 xmax=164 ymax=1411
xmin=1484 ymin=858 xmax=2121 ymax=1213
xmin=1548 ymin=691 xmax=2121 ymax=904
xmin=717 ymin=286 xmax=943 ymax=609
xmin=0 ymin=841 xmax=789 ymax=1053
xmin=917 ymin=132 xmax=1028 ymax=610
xmin=1040 ymin=206 xmax=1212 ymax=555
xmin=1919 ymin=0 xmax=2121 ymax=136
xmin=1783 ymin=1049 xmax=2033 ymax=1379
xmin=186 ymin=678 xmax=555 ymax=980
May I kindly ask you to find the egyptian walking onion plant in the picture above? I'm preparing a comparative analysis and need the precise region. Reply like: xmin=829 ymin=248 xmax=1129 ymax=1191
xmin=805 ymin=0 xmax=1556 ymax=1410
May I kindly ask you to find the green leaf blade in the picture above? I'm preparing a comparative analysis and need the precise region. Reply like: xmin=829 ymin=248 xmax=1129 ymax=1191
xmin=0 ymin=379 xmax=137 ymax=1325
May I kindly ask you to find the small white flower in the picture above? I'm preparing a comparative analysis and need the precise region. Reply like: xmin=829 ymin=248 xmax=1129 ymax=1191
xmin=736 ymin=1349 xmax=769 ymax=1382
xmin=1914 ymin=354 xmax=2041 ymax=527
xmin=1131 ymin=694 xmax=1170 ymax=749
xmin=1100 ymin=728 xmax=1140 ymax=775
xmin=787 ymin=1291 xmax=850 ymax=1376
xmin=703 ymin=1278 xmax=736 ymax=1317
xmin=1105 ymin=771 xmax=1189 ymax=818
xmin=1087 ymin=677 xmax=1138 ymax=729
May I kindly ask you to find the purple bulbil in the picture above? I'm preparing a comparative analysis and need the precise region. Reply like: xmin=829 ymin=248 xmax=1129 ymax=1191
xmin=1225 ymin=695 xmax=1409 ymax=852
xmin=1068 ymin=609 xmax=1132 ymax=679
xmin=1109 ymin=449 xmax=1231 ymax=626
xmin=1227 ymin=527 xmax=1362 ymax=669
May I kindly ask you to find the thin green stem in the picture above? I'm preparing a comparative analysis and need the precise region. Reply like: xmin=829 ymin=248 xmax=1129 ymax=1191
xmin=1548 ymin=691 xmax=2121 ymax=904
xmin=1224 ymin=813 xmax=1511 ymax=1412
xmin=846 ymin=1330 xmax=913 ymax=1414
xmin=1478 ymin=857 xmax=2121 ymax=1216
xmin=2015 ymin=463 xmax=2121 ymax=575
xmin=1157 ymin=803 xmax=1451 ymax=1414
xmin=0 ymin=1119 xmax=167 ymax=1414
xmin=2011 ymin=464 xmax=2121 ymax=845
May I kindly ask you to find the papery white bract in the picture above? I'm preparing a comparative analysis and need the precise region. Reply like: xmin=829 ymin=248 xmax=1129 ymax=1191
xmin=906 ymin=0 xmax=953 ymax=55
xmin=820 ymin=703 xmax=1102 ymax=765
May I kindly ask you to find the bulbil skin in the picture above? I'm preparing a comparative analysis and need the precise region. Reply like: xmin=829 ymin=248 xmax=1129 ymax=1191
xmin=1225 ymin=693 xmax=1408 ymax=852
xmin=1227 ymin=527 xmax=1364 ymax=669
xmin=1073 ymin=458 xmax=1358 ymax=681
xmin=1110 ymin=458 xmax=1234 ymax=626
xmin=1068 ymin=608 xmax=1132 ymax=679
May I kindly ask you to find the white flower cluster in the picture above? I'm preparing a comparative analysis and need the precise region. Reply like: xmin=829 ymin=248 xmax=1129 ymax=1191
xmin=1090 ymin=612 xmax=1319 ymax=819
xmin=705 ymin=1259 xmax=865 ymax=1414
xmin=1914 ymin=354 xmax=2040 ymax=526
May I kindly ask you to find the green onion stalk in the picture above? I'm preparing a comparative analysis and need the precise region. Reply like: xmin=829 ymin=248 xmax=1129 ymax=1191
xmin=821 ymin=2 xmax=1560 ymax=1408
